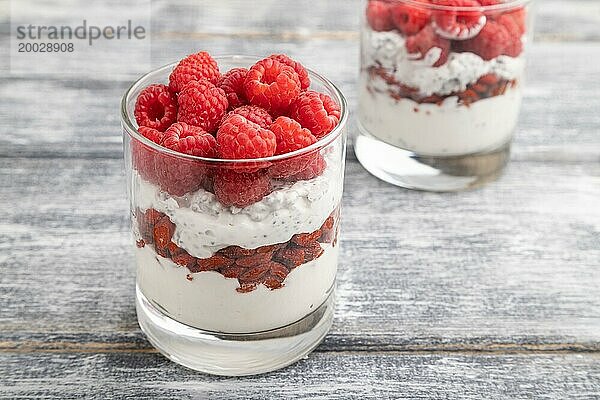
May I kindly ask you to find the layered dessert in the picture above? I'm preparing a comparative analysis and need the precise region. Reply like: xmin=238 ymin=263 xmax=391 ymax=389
xmin=128 ymin=52 xmax=344 ymax=333
xmin=359 ymin=0 xmax=528 ymax=156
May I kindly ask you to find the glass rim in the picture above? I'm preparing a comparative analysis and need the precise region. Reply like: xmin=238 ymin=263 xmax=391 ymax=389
xmin=121 ymin=55 xmax=348 ymax=164
xmin=392 ymin=0 xmax=532 ymax=12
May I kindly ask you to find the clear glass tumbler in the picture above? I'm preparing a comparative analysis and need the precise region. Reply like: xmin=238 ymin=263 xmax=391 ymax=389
xmin=355 ymin=0 xmax=534 ymax=191
xmin=121 ymin=56 xmax=347 ymax=375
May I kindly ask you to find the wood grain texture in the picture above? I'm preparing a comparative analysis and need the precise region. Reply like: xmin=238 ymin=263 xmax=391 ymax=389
xmin=2 ymin=352 xmax=600 ymax=399
xmin=1 ymin=158 xmax=598 ymax=349
xmin=1 ymin=0 xmax=600 ymax=395
xmin=1 ymin=42 xmax=600 ymax=160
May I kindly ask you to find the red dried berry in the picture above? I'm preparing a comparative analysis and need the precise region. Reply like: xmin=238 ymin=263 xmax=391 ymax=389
xmin=289 ymin=91 xmax=340 ymax=139
xmin=224 ymin=105 xmax=273 ymax=129
xmin=274 ymin=246 xmax=305 ymax=269
xmin=390 ymin=1 xmax=431 ymax=35
xmin=172 ymin=250 xmax=196 ymax=269
xmin=219 ymin=246 xmax=256 ymax=259
xmin=153 ymin=216 xmax=175 ymax=252
xmin=235 ymin=252 xmax=273 ymax=268
xmin=217 ymin=114 xmax=277 ymax=160
xmin=214 ymin=169 xmax=272 ymax=208
xmin=292 ymin=230 xmax=323 ymax=246
xmin=134 ymin=84 xmax=178 ymax=132
xmin=303 ymin=241 xmax=324 ymax=263
xmin=239 ymin=264 xmax=270 ymax=284
xmin=218 ymin=67 xmax=248 ymax=109
xmin=196 ymin=254 xmax=233 ymax=272
xmin=244 ymin=58 xmax=301 ymax=115
xmin=406 ymin=25 xmax=451 ymax=67
xmin=169 ymin=51 xmax=221 ymax=93
xmin=177 ymin=79 xmax=228 ymax=134
xmin=221 ymin=265 xmax=246 ymax=279
xmin=366 ymin=0 xmax=394 ymax=32
xmin=269 ymin=54 xmax=310 ymax=90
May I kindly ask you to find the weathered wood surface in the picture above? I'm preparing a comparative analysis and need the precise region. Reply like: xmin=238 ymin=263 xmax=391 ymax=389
xmin=1 ymin=158 xmax=599 ymax=348
xmin=1 ymin=0 xmax=599 ymax=397
xmin=2 ymin=352 xmax=600 ymax=399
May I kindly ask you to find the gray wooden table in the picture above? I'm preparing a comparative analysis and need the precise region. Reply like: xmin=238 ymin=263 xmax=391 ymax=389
xmin=1 ymin=0 xmax=600 ymax=398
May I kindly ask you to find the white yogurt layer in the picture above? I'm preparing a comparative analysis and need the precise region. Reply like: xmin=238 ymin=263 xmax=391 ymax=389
xmin=359 ymin=76 xmax=522 ymax=156
xmin=136 ymin=244 xmax=338 ymax=333
xmin=365 ymin=29 xmax=525 ymax=97
xmin=132 ymin=153 xmax=342 ymax=259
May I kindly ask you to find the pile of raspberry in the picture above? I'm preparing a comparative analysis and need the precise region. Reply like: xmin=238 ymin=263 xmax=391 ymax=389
xmin=136 ymin=207 xmax=339 ymax=293
xmin=366 ymin=0 xmax=526 ymax=65
xmin=132 ymin=51 xmax=341 ymax=207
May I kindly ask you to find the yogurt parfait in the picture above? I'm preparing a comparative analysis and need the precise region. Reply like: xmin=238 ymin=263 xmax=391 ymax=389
xmin=355 ymin=0 xmax=533 ymax=190
xmin=121 ymin=52 xmax=347 ymax=375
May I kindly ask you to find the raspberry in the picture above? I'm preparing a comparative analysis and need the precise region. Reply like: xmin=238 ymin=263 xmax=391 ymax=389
xmin=432 ymin=0 xmax=487 ymax=40
xmin=177 ymin=79 xmax=228 ymax=133
xmin=390 ymin=1 xmax=431 ymax=35
xmin=168 ymin=51 xmax=221 ymax=93
xmin=459 ymin=20 xmax=510 ymax=60
xmin=217 ymin=114 xmax=277 ymax=160
xmin=152 ymin=125 xmax=210 ymax=197
xmin=270 ymin=116 xmax=316 ymax=155
xmin=218 ymin=68 xmax=248 ymax=109
xmin=244 ymin=58 xmax=301 ymax=115
xmin=225 ymin=105 xmax=273 ymax=129
xmin=288 ymin=91 xmax=340 ymax=138
xmin=504 ymin=7 xmax=526 ymax=35
xmin=267 ymin=116 xmax=318 ymax=178
xmin=161 ymin=122 xmax=217 ymax=157
xmin=132 ymin=126 xmax=163 ymax=182
xmin=137 ymin=208 xmax=164 ymax=244
xmin=269 ymin=54 xmax=310 ymax=90
xmin=497 ymin=14 xmax=523 ymax=57
xmin=134 ymin=84 xmax=178 ymax=132
xmin=138 ymin=126 xmax=163 ymax=144
xmin=214 ymin=169 xmax=271 ymax=208
xmin=366 ymin=0 xmax=394 ymax=32
xmin=288 ymin=154 xmax=327 ymax=181
xmin=405 ymin=25 xmax=451 ymax=67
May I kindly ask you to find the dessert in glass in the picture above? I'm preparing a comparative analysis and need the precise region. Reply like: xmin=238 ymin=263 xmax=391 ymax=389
xmin=121 ymin=52 xmax=347 ymax=375
xmin=355 ymin=0 xmax=534 ymax=191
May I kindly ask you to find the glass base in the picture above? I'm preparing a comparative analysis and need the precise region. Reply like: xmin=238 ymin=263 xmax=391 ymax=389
xmin=136 ymin=285 xmax=334 ymax=376
xmin=354 ymin=128 xmax=510 ymax=192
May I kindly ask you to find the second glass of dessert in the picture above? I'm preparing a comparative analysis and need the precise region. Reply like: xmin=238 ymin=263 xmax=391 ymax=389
xmin=355 ymin=0 xmax=533 ymax=191
xmin=122 ymin=52 xmax=347 ymax=375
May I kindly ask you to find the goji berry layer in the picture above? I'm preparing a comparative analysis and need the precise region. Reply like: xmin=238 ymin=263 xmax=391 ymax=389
xmin=135 ymin=207 xmax=340 ymax=293
xmin=367 ymin=66 xmax=517 ymax=106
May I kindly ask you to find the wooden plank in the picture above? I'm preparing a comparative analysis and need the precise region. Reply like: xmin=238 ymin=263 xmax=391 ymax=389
xmin=1 ymin=41 xmax=600 ymax=160
xmin=1 ymin=158 xmax=598 ymax=348
xmin=1 ymin=352 xmax=599 ymax=398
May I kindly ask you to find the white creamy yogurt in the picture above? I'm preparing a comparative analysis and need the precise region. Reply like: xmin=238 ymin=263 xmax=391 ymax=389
xmin=365 ymin=29 xmax=525 ymax=96
xmin=136 ymin=244 xmax=338 ymax=333
xmin=132 ymin=153 xmax=342 ymax=259
xmin=359 ymin=75 xmax=522 ymax=156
